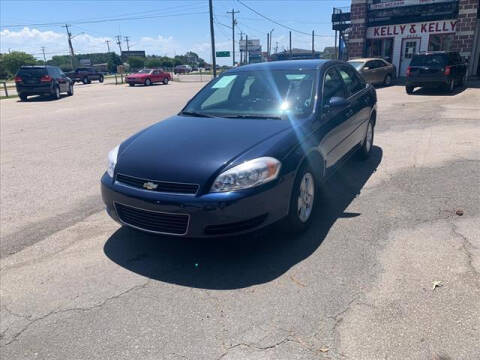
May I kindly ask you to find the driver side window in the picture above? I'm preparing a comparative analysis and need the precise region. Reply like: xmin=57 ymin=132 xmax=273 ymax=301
xmin=322 ymin=67 xmax=346 ymax=106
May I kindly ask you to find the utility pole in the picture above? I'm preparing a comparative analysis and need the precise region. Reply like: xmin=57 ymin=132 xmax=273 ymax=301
xmin=269 ymin=29 xmax=274 ymax=55
xmin=245 ymin=34 xmax=249 ymax=64
xmin=124 ymin=36 xmax=130 ymax=52
xmin=105 ymin=40 xmax=111 ymax=53
xmin=41 ymin=46 xmax=47 ymax=64
xmin=289 ymin=31 xmax=292 ymax=59
xmin=115 ymin=35 xmax=123 ymax=54
xmin=312 ymin=30 xmax=315 ymax=58
xmin=267 ymin=33 xmax=270 ymax=58
xmin=335 ymin=30 xmax=338 ymax=59
xmin=239 ymin=32 xmax=244 ymax=64
xmin=63 ymin=24 xmax=75 ymax=69
xmin=275 ymin=41 xmax=278 ymax=54
xmin=209 ymin=0 xmax=216 ymax=77
xmin=227 ymin=9 xmax=239 ymax=66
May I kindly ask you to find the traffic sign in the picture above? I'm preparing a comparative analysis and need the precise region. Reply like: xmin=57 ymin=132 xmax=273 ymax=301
xmin=216 ymin=51 xmax=230 ymax=57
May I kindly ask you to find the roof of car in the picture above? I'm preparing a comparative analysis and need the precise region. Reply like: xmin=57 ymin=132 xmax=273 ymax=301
xmin=230 ymin=59 xmax=335 ymax=72
xmin=348 ymin=58 xmax=387 ymax=62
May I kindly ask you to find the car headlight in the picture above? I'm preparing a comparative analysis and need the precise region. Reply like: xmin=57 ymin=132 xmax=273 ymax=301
xmin=107 ymin=145 xmax=120 ymax=178
xmin=210 ymin=157 xmax=281 ymax=193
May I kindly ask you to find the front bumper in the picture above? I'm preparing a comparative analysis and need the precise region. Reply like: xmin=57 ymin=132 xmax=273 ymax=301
xmin=101 ymin=172 xmax=294 ymax=237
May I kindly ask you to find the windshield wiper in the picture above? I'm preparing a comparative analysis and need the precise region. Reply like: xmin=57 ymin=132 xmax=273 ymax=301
xmin=222 ymin=114 xmax=282 ymax=120
xmin=180 ymin=111 xmax=215 ymax=118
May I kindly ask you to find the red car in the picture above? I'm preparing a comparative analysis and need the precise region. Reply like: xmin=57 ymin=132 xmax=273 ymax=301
xmin=126 ymin=68 xmax=171 ymax=86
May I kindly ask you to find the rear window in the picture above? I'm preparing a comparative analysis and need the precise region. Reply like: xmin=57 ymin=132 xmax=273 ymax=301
xmin=410 ymin=54 xmax=447 ymax=67
xmin=17 ymin=68 xmax=47 ymax=76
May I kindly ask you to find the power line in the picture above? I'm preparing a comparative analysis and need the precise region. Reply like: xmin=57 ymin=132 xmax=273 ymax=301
xmin=237 ymin=0 xmax=333 ymax=37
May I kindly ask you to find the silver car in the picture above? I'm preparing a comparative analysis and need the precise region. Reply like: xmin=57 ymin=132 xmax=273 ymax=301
xmin=348 ymin=58 xmax=396 ymax=86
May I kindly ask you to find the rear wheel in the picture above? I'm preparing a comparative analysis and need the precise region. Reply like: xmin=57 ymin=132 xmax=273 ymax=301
xmin=406 ymin=85 xmax=414 ymax=94
xmin=99 ymin=75 xmax=104 ymax=83
xmin=82 ymin=77 xmax=89 ymax=84
xmin=144 ymin=78 xmax=152 ymax=86
xmin=284 ymin=163 xmax=317 ymax=233
xmin=67 ymin=83 xmax=74 ymax=96
xmin=19 ymin=94 xmax=28 ymax=102
xmin=383 ymin=74 xmax=393 ymax=86
xmin=53 ymin=85 xmax=60 ymax=100
xmin=163 ymin=77 xmax=169 ymax=85
xmin=358 ymin=120 xmax=374 ymax=160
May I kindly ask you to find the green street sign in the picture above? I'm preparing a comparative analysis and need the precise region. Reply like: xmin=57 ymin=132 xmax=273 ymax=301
xmin=216 ymin=51 xmax=230 ymax=57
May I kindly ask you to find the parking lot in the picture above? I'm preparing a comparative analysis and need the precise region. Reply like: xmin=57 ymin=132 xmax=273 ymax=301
xmin=1 ymin=81 xmax=479 ymax=359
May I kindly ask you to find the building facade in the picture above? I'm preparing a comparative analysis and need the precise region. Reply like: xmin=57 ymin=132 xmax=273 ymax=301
xmin=345 ymin=0 xmax=480 ymax=77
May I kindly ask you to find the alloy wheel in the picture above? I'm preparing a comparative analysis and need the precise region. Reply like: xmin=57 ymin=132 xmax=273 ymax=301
xmin=297 ymin=172 xmax=315 ymax=223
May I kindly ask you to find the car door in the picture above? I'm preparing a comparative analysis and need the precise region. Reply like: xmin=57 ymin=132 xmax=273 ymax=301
xmin=361 ymin=61 xmax=377 ymax=84
xmin=58 ymin=70 xmax=69 ymax=92
xmin=316 ymin=66 xmax=354 ymax=168
xmin=337 ymin=65 xmax=371 ymax=148
xmin=373 ymin=60 xmax=387 ymax=83
xmin=152 ymin=70 xmax=160 ymax=83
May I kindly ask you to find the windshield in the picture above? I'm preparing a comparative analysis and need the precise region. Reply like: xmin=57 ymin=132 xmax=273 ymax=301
xmin=410 ymin=54 xmax=447 ymax=67
xmin=137 ymin=69 xmax=152 ymax=74
xmin=348 ymin=61 xmax=365 ymax=71
xmin=17 ymin=68 xmax=47 ymax=77
xmin=182 ymin=69 xmax=317 ymax=118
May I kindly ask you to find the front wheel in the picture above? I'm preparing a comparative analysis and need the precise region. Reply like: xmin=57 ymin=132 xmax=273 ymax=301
xmin=358 ymin=120 xmax=374 ymax=160
xmin=284 ymin=163 xmax=317 ymax=233
xmin=144 ymin=78 xmax=152 ymax=86
xmin=82 ymin=77 xmax=89 ymax=84
xmin=19 ymin=94 xmax=28 ymax=102
xmin=163 ymin=77 xmax=169 ymax=85
xmin=383 ymin=74 xmax=393 ymax=86
xmin=99 ymin=75 xmax=104 ymax=83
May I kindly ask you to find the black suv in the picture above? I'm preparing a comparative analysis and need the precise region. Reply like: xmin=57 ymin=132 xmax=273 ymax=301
xmin=405 ymin=51 xmax=467 ymax=94
xmin=15 ymin=65 xmax=74 ymax=101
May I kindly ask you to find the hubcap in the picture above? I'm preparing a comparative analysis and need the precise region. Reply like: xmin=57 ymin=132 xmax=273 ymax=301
xmin=366 ymin=123 xmax=373 ymax=152
xmin=297 ymin=172 xmax=315 ymax=223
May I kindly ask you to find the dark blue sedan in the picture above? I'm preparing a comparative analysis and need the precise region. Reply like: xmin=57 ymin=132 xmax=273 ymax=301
xmin=101 ymin=60 xmax=377 ymax=237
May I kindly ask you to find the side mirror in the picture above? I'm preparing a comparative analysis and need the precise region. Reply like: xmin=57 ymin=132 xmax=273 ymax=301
xmin=327 ymin=96 xmax=348 ymax=108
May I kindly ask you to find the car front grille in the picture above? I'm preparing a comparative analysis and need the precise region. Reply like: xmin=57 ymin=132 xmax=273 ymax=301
xmin=116 ymin=174 xmax=199 ymax=194
xmin=115 ymin=203 xmax=189 ymax=235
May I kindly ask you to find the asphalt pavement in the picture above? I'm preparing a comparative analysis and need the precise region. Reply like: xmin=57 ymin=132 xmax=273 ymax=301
xmin=1 ymin=81 xmax=479 ymax=359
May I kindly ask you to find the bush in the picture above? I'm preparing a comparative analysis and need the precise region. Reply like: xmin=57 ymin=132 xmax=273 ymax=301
xmin=127 ymin=56 xmax=145 ymax=70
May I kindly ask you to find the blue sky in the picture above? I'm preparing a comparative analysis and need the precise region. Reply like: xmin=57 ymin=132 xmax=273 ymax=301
xmin=0 ymin=0 xmax=350 ymax=65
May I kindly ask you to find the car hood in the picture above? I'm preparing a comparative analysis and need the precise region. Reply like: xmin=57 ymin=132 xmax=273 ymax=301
xmin=115 ymin=115 xmax=291 ymax=189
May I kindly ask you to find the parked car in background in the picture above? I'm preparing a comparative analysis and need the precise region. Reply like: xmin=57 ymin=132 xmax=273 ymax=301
xmin=66 ymin=67 xmax=104 ymax=84
xmin=405 ymin=51 xmax=467 ymax=94
xmin=101 ymin=60 xmax=377 ymax=237
xmin=174 ymin=65 xmax=192 ymax=74
xmin=125 ymin=68 xmax=172 ymax=86
xmin=348 ymin=58 xmax=396 ymax=86
xmin=15 ymin=65 xmax=74 ymax=101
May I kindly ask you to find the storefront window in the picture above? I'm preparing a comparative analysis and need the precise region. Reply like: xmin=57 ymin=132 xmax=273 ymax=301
xmin=428 ymin=34 xmax=454 ymax=52
xmin=366 ymin=38 xmax=394 ymax=63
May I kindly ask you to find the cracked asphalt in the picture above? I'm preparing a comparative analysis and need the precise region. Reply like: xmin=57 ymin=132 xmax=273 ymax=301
xmin=1 ymin=81 xmax=479 ymax=359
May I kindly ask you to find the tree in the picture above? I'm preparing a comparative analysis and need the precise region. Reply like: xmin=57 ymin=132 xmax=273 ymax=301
xmin=127 ymin=56 xmax=145 ymax=70
xmin=1 ymin=51 xmax=38 ymax=77
xmin=106 ymin=53 xmax=122 ymax=73
xmin=145 ymin=57 xmax=163 ymax=68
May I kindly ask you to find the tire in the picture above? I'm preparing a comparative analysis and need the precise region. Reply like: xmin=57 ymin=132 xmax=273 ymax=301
xmin=284 ymin=163 xmax=317 ymax=233
xmin=383 ymin=74 xmax=393 ymax=87
xmin=53 ymin=85 xmax=60 ymax=100
xmin=163 ymin=77 xmax=169 ymax=85
xmin=358 ymin=120 xmax=374 ymax=160
xmin=144 ymin=78 xmax=152 ymax=86
xmin=19 ymin=94 xmax=28 ymax=102
xmin=448 ymin=78 xmax=455 ymax=93
xmin=82 ymin=76 xmax=89 ymax=85
xmin=99 ymin=75 xmax=104 ymax=83
xmin=128 ymin=83 xmax=135 ymax=87
xmin=67 ymin=83 xmax=74 ymax=96
xmin=406 ymin=86 xmax=414 ymax=94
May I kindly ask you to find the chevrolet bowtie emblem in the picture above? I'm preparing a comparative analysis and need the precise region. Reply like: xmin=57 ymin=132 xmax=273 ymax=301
xmin=143 ymin=181 xmax=158 ymax=190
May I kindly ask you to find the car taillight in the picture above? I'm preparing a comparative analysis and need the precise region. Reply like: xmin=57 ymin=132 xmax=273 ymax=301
xmin=406 ymin=67 xmax=411 ymax=77
xmin=14 ymin=76 xmax=22 ymax=83
xmin=40 ymin=75 xmax=52 ymax=82
xmin=444 ymin=66 xmax=451 ymax=76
